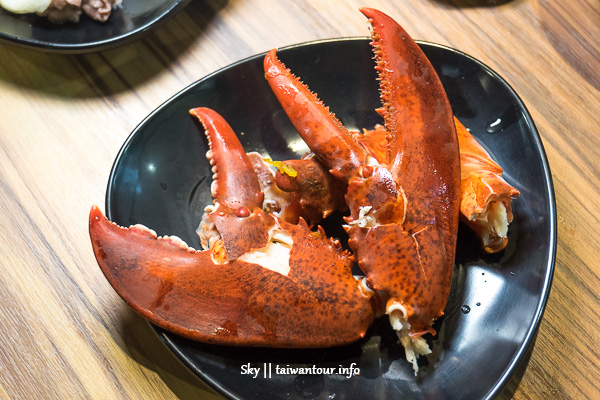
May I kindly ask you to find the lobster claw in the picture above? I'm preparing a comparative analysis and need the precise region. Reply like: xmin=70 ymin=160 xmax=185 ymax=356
xmin=264 ymin=8 xmax=460 ymax=370
xmin=90 ymin=107 xmax=377 ymax=347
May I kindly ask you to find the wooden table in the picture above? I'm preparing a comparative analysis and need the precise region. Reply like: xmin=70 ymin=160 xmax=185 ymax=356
xmin=1 ymin=0 xmax=598 ymax=398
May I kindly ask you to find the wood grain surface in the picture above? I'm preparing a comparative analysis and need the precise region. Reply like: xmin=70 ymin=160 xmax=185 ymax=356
xmin=1 ymin=0 xmax=599 ymax=399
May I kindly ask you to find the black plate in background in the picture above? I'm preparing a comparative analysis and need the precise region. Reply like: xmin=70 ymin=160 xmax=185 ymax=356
xmin=105 ymin=39 xmax=556 ymax=399
xmin=0 ymin=0 xmax=190 ymax=53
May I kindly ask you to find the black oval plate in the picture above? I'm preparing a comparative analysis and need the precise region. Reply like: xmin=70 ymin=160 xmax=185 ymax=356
xmin=0 ymin=0 xmax=190 ymax=53
xmin=105 ymin=38 xmax=556 ymax=400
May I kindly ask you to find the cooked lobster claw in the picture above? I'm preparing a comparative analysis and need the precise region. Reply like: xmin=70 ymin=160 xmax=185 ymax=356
xmin=264 ymin=7 xmax=460 ymax=370
xmin=89 ymin=107 xmax=377 ymax=347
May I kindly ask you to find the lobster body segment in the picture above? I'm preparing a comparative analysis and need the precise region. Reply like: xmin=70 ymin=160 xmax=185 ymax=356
xmin=455 ymin=118 xmax=521 ymax=253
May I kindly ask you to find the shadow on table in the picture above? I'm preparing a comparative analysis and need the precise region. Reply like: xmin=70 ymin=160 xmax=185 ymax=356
xmin=0 ymin=0 xmax=228 ymax=99
xmin=119 ymin=307 xmax=223 ymax=399
xmin=496 ymin=342 xmax=533 ymax=399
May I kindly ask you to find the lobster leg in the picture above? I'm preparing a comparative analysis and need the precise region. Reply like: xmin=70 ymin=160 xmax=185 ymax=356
xmin=454 ymin=118 xmax=520 ymax=253
xmin=90 ymin=108 xmax=377 ymax=347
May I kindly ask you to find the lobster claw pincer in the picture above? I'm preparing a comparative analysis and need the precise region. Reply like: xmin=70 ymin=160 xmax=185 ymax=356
xmin=264 ymin=8 xmax=461 ymax=370
xmin=89 ymin=107 xmax=377 ymax=347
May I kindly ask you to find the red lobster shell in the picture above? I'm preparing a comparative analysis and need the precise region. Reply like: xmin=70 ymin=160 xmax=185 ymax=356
xmin=90 ymin=108 xmax=377 ymax=347
xmin=89 ymin=7 xmax=519 ymax=372
xmin=264 ymin=7 xmax=460 ymax=368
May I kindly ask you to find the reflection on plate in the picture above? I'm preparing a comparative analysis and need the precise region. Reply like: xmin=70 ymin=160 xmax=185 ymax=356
xmin=106 ymin=39 xmax=556 ymax=399
xmin=0 ymin=0 xmax=190 ymax=53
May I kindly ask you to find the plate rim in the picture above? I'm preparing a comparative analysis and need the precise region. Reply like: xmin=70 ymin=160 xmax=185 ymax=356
xmin=105 ymin=37 xmax=557 ymax=400
xmin=0 ymin=0 xmax=191 ymax=54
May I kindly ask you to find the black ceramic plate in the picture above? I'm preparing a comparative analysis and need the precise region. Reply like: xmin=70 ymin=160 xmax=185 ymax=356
xmin=0 ymin=0 xmax=190 ymax=53
xmin=105 ymin=38 xmax=556 ymax=400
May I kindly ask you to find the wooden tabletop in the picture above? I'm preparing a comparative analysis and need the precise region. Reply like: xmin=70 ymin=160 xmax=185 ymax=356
xmin=1 ymin=0 xmax=599 ymax=398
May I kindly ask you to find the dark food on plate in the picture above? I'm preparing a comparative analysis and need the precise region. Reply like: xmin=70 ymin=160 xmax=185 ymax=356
xmin=0 ymin=0 xmax=121 ymax=23
xmin=40 ymin=0 xmax=121 ymax=23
